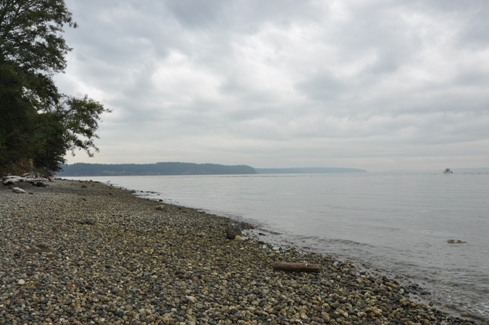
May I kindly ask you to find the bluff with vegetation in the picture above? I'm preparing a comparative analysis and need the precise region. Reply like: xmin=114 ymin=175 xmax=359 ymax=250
xmin=57 ymin=162 xmax=257 ymax=176
xmin=0 ymin=0 xmax=109 ymax=175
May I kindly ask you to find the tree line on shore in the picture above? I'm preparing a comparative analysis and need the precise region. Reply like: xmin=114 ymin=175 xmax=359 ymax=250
xmin=0 ymin=0 xmax=109 ymax=176
xmin=56 ymin=162 xmax=258 ymax=176
xmin=57 ymin=163 xmax=368 ymax=176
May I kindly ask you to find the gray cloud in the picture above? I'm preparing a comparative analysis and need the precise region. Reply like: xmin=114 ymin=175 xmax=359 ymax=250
xmin=54 ymin=0 xmax=489 ymax=171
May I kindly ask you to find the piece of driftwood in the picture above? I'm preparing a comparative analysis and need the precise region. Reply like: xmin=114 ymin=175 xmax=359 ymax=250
xmin=272 ymin=262 xmax=321 ymax=273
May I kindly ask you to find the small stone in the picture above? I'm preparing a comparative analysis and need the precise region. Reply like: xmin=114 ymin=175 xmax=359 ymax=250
xmin=186 ymin=296 xmax=197 ymax=303
xmin=18 ymin=279 xmax=25 ymax=285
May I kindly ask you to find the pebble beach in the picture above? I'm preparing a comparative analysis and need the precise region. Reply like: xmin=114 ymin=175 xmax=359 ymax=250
xmin=0 ymin=179 xmax=484 ymax=325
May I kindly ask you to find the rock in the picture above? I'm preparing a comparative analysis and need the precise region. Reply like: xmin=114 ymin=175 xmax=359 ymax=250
xmin=447 ymin=239 xmax=466 ymax=244
xmin=235 ymin=235 xmax=245 ymax=241
xmin=156 ymin=205 xmax=166 ymax=210
xmin=18 ymin=279 xmax=25 ymax=285
xmin=31 ymin=181 xmax=47 ymax=187
xmin=186 ymin=296 xmax=197 ymax=303
xmin=78 ymin=220 xmax=96 ymax=225
xmin=225 ymin=223 xmax=242 ymax=239
xmin=12 ymin=187 xmax=26 ymax=194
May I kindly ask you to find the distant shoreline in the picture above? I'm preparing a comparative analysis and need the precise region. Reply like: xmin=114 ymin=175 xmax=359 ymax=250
xmin=255 ymin=167 xmax=367 ymax=174
xmin=56 ymin=162 xmax=367 ymax=176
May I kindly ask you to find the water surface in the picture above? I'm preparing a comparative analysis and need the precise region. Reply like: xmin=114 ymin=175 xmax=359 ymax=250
xmin=67 ymin=173 xmax=489 ymax=320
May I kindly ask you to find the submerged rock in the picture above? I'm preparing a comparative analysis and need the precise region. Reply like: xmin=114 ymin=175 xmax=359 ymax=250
xmin=447 ymin=239 xmax=466 ymax=244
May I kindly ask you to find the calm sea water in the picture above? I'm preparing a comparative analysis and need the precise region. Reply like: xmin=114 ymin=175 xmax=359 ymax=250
xmin=67 ymin=173 xmax=489 ymax=321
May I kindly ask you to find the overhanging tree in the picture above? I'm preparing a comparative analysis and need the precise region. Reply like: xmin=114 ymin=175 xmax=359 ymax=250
xmin=0 ymin=0 xmax=109 ymax=174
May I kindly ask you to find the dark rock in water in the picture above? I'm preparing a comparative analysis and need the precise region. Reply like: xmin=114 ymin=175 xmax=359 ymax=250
xmin=447 ymin=239 xmax=466 ymax=244
xmin=225 ymin=223 xmax=242 ymax=239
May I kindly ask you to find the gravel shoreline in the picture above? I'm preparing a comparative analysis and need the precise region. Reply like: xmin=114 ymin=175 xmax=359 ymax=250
xmin=0 ymin=179 xmax=484 ymax=325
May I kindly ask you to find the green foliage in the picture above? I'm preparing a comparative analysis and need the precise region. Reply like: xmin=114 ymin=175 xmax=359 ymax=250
xmin=0 ymin=0 xmax=75 ymax=74
xmin=0 ymin=0 xmax=109 ymax=175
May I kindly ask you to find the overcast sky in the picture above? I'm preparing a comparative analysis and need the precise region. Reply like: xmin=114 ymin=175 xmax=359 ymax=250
xmin=55 ymin=0 xmax=489 ymax=172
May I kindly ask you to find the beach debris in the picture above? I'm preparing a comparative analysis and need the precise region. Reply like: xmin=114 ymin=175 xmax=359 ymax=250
xmin=225 ymin=223 xmax=242 ymax=239
xmin=3 ymin=176 xmax=24 ymax=185
xmin=447 ymin=239 xmax=466 ymax=244
xmin=273 ymin=262 xmax=321 ymax=273
xmin=31 ymin=181 xmax=47 ymax=187
xmin=12 ymin=187 xmax=26 ymax=194
xmin=3 ymin=175 xmax=52 ymax=186
xmin=25 ymin=244 xmax=52 ymax=254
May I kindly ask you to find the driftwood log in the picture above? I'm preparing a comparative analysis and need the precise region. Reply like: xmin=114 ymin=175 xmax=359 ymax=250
xmin=272 ymin=262 xmax=321 ymax=273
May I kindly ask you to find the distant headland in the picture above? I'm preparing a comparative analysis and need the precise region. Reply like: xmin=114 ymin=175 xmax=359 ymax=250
xmin=56 ymin=162 xmax=367 ymax=176
xmin=56 ymin=162 xmax=257 ymax=176
xmin=255 ymin=167 xmax=367 ymax=174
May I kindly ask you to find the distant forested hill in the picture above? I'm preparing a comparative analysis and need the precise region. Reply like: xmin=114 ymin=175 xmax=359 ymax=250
xmin=255 ymin=167 xmax=367 ymax=174
xmin=57 ymin=162 xmax=257 ymax=176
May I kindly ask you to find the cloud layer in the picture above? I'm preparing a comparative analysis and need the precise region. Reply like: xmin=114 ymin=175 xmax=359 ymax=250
xmin=55 ymin=0 xmax=489 ymax=171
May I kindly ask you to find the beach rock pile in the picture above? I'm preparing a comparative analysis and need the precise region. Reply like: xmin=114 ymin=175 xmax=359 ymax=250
xmin=0 ymin=180 xmax=484 ymax=325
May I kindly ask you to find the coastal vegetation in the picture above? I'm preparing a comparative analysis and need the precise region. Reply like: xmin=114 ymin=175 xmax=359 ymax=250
xmin=56 ymin=163 xmax=370 ymax=176
xmin=0 ymin=0 xmax=109 ymax=175
xmin=57 ymin=162 xmax=257 ymax=176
